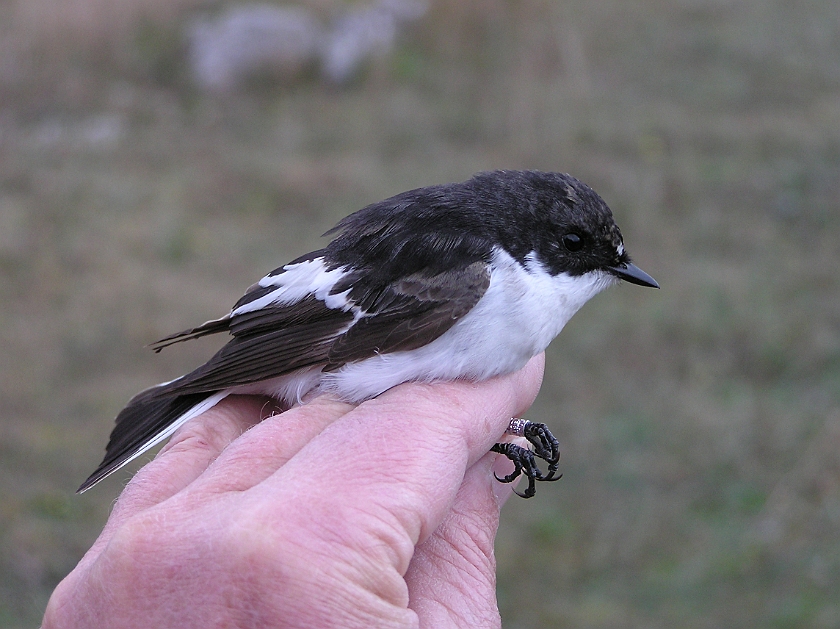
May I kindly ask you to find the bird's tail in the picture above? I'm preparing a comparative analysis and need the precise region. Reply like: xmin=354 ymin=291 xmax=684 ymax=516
xmin=77 ymin=387 xmax=230 ymax=493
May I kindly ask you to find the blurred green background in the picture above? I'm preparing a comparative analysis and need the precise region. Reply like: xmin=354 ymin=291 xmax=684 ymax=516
xmin=2 ymin=0 xmax=839 ymax=626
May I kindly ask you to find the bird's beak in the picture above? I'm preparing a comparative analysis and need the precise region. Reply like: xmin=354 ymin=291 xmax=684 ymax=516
xmin=608 ymin=262 xmax=660 ymax=288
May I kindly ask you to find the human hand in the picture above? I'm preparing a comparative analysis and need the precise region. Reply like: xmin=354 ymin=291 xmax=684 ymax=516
xmin=43 ymin=354 xmax=545 ymax=629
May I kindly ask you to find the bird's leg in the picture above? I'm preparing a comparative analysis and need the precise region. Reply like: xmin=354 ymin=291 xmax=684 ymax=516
xmin=508 ymin=418 xmax=561 ymax=480
xmin=490 ymin=419 xmax=562 ymax=498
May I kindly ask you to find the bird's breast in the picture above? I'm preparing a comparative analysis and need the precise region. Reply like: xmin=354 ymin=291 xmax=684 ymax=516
xmin=320 ymin=248 xmax=612 ymax=402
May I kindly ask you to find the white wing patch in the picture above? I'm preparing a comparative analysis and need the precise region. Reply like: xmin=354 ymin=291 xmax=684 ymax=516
xmin=232 ymin=257 xmax=355 ymax=316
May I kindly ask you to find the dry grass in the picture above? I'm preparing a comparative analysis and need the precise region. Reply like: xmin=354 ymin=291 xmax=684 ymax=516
xmin=1 ymin=0 xmax=840 ymax=627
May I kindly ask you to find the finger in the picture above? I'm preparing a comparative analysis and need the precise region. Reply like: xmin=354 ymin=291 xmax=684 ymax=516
xmin=406 ymin=451 xmax=511 ymax=628
xmin=186 ymin=395 xmax=355 ymax=495
xmin=260 ymin=354 xmax=545 ymax=573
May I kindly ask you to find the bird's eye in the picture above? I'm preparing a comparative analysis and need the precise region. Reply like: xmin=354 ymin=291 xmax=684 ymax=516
xmin=562 ymin=233 xmax=584 ymax=252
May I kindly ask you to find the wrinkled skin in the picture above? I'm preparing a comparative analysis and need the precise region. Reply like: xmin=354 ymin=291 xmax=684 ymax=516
xmin=43 ymin=356 xmax=545 ymax=629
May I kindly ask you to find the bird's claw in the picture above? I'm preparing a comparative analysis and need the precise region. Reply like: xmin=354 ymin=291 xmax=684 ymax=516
xmin=491 ymin=421 xmax=562 ymax=498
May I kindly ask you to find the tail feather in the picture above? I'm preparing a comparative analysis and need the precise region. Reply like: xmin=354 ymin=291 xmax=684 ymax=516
xmin=78 ymin=389 xmax=229 ymax=493
xmin=147 ymin=315 xmax=231 ymax=353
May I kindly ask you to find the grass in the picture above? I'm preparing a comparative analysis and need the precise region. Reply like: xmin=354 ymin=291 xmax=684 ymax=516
xmin=1 ymin=0 xmax=839 ymax=626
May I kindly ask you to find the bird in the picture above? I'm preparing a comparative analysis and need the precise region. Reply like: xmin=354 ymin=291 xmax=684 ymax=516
xmin=79 ymin=170 xmax=658 ymax=496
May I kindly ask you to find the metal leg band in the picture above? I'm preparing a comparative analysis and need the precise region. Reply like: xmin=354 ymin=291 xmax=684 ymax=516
xmin=506 ymin=417 xmax=530 ymax=437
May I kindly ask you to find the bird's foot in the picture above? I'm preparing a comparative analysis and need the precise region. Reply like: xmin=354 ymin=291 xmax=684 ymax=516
xmin=490 ymin=419 xmax=562 ymax=498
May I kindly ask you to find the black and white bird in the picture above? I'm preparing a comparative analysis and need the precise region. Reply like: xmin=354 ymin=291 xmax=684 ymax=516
xmin=79 ymin=170 xmax=658 ymax=495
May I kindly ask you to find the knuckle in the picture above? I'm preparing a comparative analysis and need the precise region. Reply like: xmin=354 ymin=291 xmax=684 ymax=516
xmin=159 ymin=418 xmax=235 ymax=459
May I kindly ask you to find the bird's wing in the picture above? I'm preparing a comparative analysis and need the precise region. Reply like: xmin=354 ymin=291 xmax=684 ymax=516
xmin=81 ymin=260 xmax=491 ymax=491
xmin=145 ymin=250 xmax=330 ymax=353
xmin=326 ymin=260 xmax=491 ymax=368
xmin=153 ymin=260 xmax=491 ymax=395
xmin=153 ymin=295 xmax=355 ymax=395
